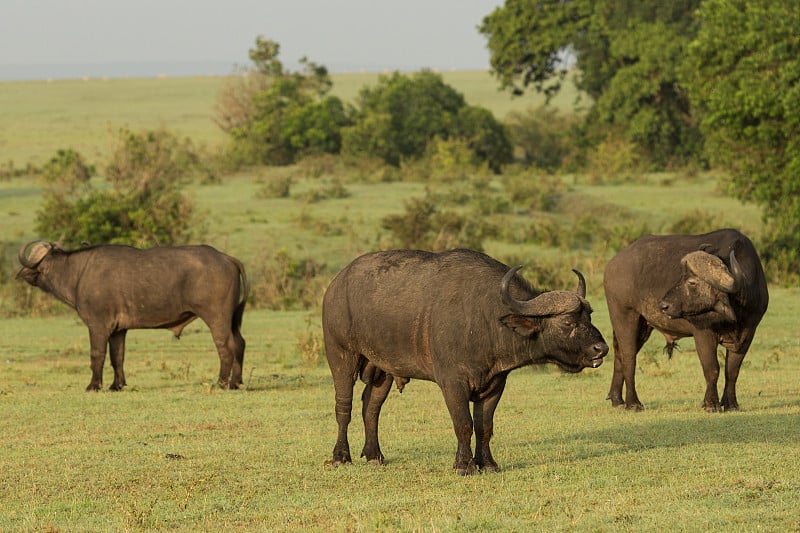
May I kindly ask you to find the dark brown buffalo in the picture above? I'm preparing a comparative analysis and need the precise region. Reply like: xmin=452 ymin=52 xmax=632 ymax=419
xmin=17 ymin=241 xmax=249 ymax=391
xmin=603 ymin=229 xmax=768 ymax=412
xmin=322 ymin=249 xmax=608 ymax=475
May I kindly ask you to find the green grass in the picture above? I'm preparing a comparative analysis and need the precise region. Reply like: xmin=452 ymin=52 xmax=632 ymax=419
xmin=0 ymin=291 xmax=798 ymax=531
xmin=1 ymin=75 xmax=797 ymax=531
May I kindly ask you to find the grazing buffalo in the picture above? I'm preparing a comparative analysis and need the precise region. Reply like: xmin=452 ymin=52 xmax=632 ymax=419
xmin=322 ymin=249 xmax=608 ymax=475
xmin=603 ymin=229 xmax=768 ymax=412
xmin=17 ymin=241 xmax=249 ymax=391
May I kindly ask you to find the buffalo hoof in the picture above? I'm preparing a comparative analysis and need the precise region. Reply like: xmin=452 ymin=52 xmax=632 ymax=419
xmin=625 ymin=402 xmax=645 ymax=412
xmin=703 ymin=403 xmax=722 ymax=413
xmin=480 ymin=464 xmax=501 ymax=474
xmin=325 ymin=458 xmax=351 ymax=467
xmin=722 ymin=404 xmax=740 ymax=412
xmin=455 ymin=460 xmax=477 ymax=476
xmin=85 ymin=383 xmax=102 ymax=392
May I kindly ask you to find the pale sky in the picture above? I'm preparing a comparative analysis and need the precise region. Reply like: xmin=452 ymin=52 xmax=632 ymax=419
xmin=0 ymin=0 xmax=505 ymax=80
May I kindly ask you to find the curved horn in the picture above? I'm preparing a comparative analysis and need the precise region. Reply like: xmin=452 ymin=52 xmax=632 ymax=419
xmin=18 ymin=240 xmax=51 ymax=269
xmin=728 ymin=249 xmax=744 ymax=293
xmin=682 ymin=251 xmax=736 ymax=294
xmin=501 ymin=265 xmax=581 ymax=316
xmin=500 ymin=265 xmax=526 ymax=314
xmin=572 ymin=269 xmax=586 ymax=298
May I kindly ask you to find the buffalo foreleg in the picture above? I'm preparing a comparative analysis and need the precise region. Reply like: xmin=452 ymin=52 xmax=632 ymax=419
xmin=108 ymin=330 xmax=128 ymax=391
xmin=473 ymin=375 xmax=507 ymax=473
xmin=695 ymin=332 xmax=722 ymax=412
xmin=441 ymin=382 xmax=476 ymax=475
xmin=721 ymin=349 xmax=746 ymax=412
xmin=360 ymin=369 xmax=393 ymax=465
xmin=87 ymin=329 xmax=110 ymax=391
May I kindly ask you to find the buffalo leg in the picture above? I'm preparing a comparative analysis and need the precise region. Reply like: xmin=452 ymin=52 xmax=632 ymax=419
xmin=108 ymin=330 xmax=127 ymax=391
xmin=87 ymin=329 xmax=110 ymax=391
xmin=207 ymin=321 xmax=239 ymax=389
xmin=360 ymin=370 xmax=393 ymax=465
xmin=695 ymin=333 xmax=721 ymax=412
xmin=231 ymin=330 xmax=245 ymax=388
xmin=440 ymin=382 xmax=475 ymax=475
xmin=721 ymin=349 xmax=746 ymax=411
xmin=325 ymin=346 xmax=360 ymax=466
xmin=607 ymin=313 xmax=648 ymax=410
xmin=473 ymin=376 xmax=507 ymax=473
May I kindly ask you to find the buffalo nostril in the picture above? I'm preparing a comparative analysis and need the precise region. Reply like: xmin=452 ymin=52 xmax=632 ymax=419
xmin=659 ymin=301 xmax=670 ymax=312
xmin=594 ymin=342 xmax=609 ymax=356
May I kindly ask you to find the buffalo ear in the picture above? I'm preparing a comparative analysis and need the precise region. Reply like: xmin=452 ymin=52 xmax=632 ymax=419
xmin=714 ymin=296 xmax=736 ymax=323
xmin=500 ymin=314 xmax=542 ymax=337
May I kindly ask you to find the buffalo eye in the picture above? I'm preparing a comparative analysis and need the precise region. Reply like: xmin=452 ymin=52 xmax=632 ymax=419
xmin=686 ymin=278 xmax=699 ymax=288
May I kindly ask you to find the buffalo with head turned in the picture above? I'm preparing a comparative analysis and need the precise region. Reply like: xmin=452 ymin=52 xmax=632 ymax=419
xmin=322 ymin=249 xmax=608 ymax=475
xmin=603 ymin=228 xmax=768 ymax=412
xmin=17 ymin=240 xmax=249 ymax=391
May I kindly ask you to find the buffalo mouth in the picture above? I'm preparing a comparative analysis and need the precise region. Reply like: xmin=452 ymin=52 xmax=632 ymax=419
xmin=548 ymin=356 xmax=602 ymax=373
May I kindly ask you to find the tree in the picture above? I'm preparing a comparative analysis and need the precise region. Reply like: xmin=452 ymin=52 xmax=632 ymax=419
xmin=682 ymin=0 xmax=800 ymax=280
xmin=215 ymin=36 xmax=349 ymax=166
xmin=342 ymin=70 xmax=513 ymax=171
xmin=36 ymin=129 xmax=203 ymax=247
xmin=479 ymin=0 xmax=703 ymax=166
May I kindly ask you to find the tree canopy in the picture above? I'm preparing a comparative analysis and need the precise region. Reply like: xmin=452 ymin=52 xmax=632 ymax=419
xmin=479 ymin=0 xmax=703 ymax=166
xmin=682 ymin=0 xmax=800 ymax=278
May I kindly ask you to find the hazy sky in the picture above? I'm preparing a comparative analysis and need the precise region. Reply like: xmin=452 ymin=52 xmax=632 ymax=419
xmin=0 ymin=0 xmax=505 ymax=79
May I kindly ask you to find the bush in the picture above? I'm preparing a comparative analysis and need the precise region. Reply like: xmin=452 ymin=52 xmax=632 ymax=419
xmin=248 ymin=249 xmax=327 ymax=310
xmin=381 ymin=192 xmax=494 ymax=251
xmin=503 ymin=170 xmax=564 ymax=212
xmin=584 ymin=133 xmax=646 ymax=184
xmin=343 ymin=70 xmax=512 ymax=171
xmin=507 ymin=106 xmax=580 ymax=171
xmin=35 ymin=129 xmax=205 ymax=248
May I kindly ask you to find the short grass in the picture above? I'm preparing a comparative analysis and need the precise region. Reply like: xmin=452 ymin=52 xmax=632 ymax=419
xmin=0 ymin=289 xmax=797 ymax=531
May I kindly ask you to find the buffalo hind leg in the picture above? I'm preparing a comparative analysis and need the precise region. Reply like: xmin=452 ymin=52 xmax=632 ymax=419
xmin=473 ymin=375 xmax=507 ymax=473
xmin=108 ymin=330 xmax=127 ymax=391
xmin=607 ymin=313 xmax=650 ymax=411
xmin=721 ymin=349 xmax=746 ymax=412
xmin=326 ymin=347 xmax=361 ymax=466
xmin=360 ymin=369 xmax=393 ymax=465
xmin=207 ymin=321 xmax=239 ymax=389
xmin=440 ymin=382 xmax=476 ymax=475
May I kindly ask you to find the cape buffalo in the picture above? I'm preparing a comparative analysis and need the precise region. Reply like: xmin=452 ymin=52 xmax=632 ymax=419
xmin=17 ymin=241 xmax=249 ymax=391
xmin=603 ymin=229 xmax=768 ymax=412
xmin=322 ymin=249 xmax=608 ymax=475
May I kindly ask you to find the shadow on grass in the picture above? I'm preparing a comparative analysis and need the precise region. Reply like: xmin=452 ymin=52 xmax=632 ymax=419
xmin=547 ymin=409 xmax=800 ymax=464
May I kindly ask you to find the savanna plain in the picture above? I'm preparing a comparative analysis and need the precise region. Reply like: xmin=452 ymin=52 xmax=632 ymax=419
xmin=0 ymin=72 xmax=798 ymax=532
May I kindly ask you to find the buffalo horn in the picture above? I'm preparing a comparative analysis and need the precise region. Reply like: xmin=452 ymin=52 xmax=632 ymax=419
xmin=501 ymin=265 xmax=581 ymax=316
xmin=682 ymin=251 xmax=737 ymax=294
xmin=572 ymin=268 xmax=587 ymax=298
xmin=18 ymin=240 xmax=51 ymax=268
xmin=728 ymin=249 xmax=744 ymax=293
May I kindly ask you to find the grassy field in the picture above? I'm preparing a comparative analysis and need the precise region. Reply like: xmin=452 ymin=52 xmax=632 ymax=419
xmin=1 ymin=74 xmax=799 ymax=532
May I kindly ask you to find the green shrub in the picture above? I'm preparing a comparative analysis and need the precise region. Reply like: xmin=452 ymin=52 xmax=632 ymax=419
xmin=584 ymin=133 xmax=646 ymax=184
xmin=507 ymin=106 xmax=580 ymax=171
xmin=35 ymin=130 xmax=204 ymax=248
xmin=503 ymin=170 xmax=564 ymax=212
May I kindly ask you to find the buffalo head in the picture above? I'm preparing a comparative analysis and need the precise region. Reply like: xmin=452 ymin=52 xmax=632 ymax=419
xmin=16 ymin=240 xmax=59 ymax=286
xmin=499 ymin=266 xmax=608 ymax=372
xmin=659 ymin=249 xmax=744 ymax=324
